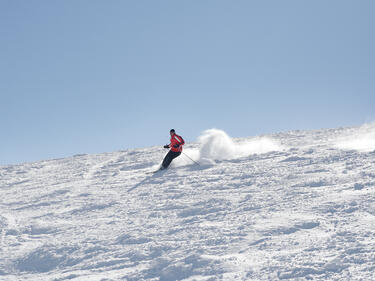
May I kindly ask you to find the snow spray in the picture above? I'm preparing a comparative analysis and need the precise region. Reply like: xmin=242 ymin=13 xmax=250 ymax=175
xmin=198 ymin=129 xmax=282 ymax=161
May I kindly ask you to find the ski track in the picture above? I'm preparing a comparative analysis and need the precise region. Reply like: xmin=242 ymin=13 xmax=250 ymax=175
xmin=1 ymin=126 xmax=375 ymax=280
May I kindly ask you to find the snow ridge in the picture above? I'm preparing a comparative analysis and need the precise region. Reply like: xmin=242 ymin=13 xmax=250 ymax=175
xmin=1 ymin=125 xmax=375 ymax=280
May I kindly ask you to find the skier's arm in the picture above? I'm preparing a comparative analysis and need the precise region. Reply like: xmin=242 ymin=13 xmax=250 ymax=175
xmin=173 ymin=135 xmax=185 ymax=148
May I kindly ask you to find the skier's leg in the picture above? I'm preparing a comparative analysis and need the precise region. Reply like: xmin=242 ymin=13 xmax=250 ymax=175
xmin=172 ymin=152 xmax=181 ymax=160
xmin=162 ymin=151 xmax=181 ymax=169
xmin=162 ymin=151 xmax=174 ymax=169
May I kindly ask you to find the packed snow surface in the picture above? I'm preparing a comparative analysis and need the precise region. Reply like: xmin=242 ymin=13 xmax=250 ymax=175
xmin=1 ymin=124 xmax=375 ymax=280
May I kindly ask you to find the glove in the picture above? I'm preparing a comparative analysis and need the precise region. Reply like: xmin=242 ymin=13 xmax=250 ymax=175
xmin=163 ymin=145 xmax=169 ymax=149
xmin=173 ymin=144 xmax=180 ymax=148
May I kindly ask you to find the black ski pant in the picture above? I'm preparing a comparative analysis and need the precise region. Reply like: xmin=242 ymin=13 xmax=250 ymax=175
xmin=162 ymin=150 xmax=181 ymax=169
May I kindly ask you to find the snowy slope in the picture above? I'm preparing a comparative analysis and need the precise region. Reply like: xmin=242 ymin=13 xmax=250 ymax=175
xmin=1 ymin=124 xmax=375 ymax=281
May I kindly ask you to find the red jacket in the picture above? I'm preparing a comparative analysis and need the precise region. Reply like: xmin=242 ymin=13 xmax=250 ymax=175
xmin=169 ymin=133 xmax=185 ymax=152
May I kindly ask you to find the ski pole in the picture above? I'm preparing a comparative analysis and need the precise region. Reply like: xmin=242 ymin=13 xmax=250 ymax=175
xmin=182 ymin=151 xmax=200 ymax=166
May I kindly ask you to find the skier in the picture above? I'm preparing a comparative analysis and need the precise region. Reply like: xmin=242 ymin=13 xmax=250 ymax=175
xmin=161 ymin=129 xmax=185 ymax=170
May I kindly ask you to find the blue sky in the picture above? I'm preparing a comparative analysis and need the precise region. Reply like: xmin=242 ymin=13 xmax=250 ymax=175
xmin=1 ymin=0 xmax=374 ymax=165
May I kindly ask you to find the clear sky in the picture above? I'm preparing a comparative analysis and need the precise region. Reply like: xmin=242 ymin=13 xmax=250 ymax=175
xmin=1 ymin=0 xmax=374 ymax=165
